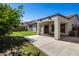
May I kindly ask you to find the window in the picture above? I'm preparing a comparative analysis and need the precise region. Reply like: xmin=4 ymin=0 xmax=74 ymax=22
xmin=51 ymin=24 xmax=54 ymax=32
xmin=60 ymin=23 xmax=65 ymax=33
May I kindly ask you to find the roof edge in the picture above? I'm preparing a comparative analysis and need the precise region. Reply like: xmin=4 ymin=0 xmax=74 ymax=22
xmin=28 ymin=14 xmax=79 ymax=23
xmin=37 ymin=13 xmax=70 ymax=21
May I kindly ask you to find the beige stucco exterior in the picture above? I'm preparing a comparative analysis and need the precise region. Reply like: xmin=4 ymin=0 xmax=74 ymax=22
xmin=28 ymin=14 xmax=79 ymax=40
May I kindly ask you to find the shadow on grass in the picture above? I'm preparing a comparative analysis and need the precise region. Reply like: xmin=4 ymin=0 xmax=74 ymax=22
xmin=0 ymin=36 xmax=47 ymax=56
xmin=0 ymin=36 xmax=28 ymax=53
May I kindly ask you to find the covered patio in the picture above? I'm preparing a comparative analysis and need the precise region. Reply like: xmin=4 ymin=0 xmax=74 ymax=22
xmin=37 ymin=16 xmax=71 ymax=40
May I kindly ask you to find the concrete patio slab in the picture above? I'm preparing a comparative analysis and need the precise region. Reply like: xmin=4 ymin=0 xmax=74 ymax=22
xmin=25 ymin=35 xmax=79 ymax=56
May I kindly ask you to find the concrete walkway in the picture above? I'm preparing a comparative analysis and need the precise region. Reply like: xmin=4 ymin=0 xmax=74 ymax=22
xmin=25 ymin=35 xmax=79 ymax=56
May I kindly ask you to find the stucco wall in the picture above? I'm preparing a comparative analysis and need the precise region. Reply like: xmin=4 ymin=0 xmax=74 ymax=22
xmin=40 ymin=16 xmax=58 ymax=34
xmin=40 ymin=23 xmax=44 ymax=34
xmin=29 ymin=15 xmax=79 ymax=37
xmin=32 ymin=26 xmax=37 ymax=32
xmin=28 ymin=23 xmax=37 ymax=32
xmin=39 ymin=16 xmax=71 ymax=36
xmin=58 ymin=16 xmax=72 ymax=35
xmin=69 ymin=16 xmax=79 ymax=26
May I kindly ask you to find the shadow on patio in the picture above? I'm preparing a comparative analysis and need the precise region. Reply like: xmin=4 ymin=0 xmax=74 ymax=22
xmin=59 ymin=36 xmax=79 ymax=44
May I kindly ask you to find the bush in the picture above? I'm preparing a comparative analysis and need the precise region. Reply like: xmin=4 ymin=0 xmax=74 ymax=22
xmin=13 ymin=26 xmax=28 ymax=31
xmin=0 ymin=3 xmax=23 ymax=39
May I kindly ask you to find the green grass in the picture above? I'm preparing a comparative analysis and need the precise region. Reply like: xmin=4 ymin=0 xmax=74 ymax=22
xmin=12 ymin=31 xmax=36 ymax=36
xmin=11 ymin=31 xmax=47 ymax=56
xmin=20 ymin=42 xmax=47 ymax=56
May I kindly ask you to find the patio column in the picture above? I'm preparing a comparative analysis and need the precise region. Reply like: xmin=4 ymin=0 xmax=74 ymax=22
xmin=49 ymin=23 xmax=51 ymax=33
xmin=27 ymin=25 xmax=29 ymax=31
xmin=41 ymin=24 xmax=44 ymax=34
xmin=37 ymin=21 xmax=40 ymax=35
xmin=65 ymin=23 xmax=69 ymax=36
xmin=54 ymin=19 xmax=60 ymax=40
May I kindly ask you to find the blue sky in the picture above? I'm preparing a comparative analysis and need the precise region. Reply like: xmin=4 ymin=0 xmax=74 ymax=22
xmin=9 ymin=3 xmax=79 ymax=22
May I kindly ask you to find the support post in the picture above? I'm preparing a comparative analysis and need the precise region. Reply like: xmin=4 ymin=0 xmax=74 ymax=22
xmin=37 ymin=21 xmax=40 ymax=35
xmin=27 ymin=25 xmax=29 ymax=31
xmin=65 ymin=23 xmax=69 ymax=36
xmin=54 ymin=19 xmax=60 ymax=40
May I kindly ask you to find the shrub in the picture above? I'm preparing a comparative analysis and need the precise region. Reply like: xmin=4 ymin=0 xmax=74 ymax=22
xmin=13 ymin=26 xmax=28 ymax=31
xmin=0 ymin=3 xmax=23 ymax=39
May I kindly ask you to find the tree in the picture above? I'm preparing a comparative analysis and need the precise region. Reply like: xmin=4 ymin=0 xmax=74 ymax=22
xmin=0 ymin=3 xmax=23 ymax=39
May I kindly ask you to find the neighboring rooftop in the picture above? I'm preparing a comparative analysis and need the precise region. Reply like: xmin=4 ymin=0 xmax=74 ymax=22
xmin=20 ymin=21 xmax=28 ymax=26
xmin=27 ymin=20 xmax=37 ymax=25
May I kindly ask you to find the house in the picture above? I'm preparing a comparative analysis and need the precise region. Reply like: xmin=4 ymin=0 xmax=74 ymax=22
xmin=12 ymin=21 xmax=28 ymax=31
xmin=20 ymin=21 xmax=28 ymax=26
xmin=27 ymin=14 xmax=79 ymax=40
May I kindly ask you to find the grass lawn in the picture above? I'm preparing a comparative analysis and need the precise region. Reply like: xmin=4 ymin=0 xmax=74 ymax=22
xmin=20 ymin=41 xmax=47 ymax=56
xmin=12 ymin=31 xmax=36 ymax=36
xmin=10 ymin=31 xmax=47 ymax=56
